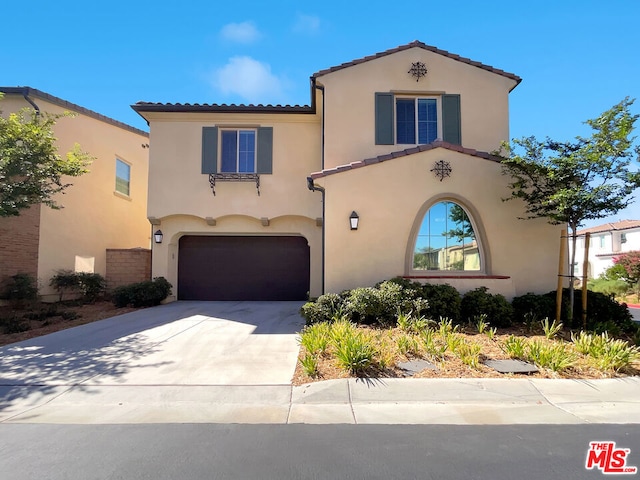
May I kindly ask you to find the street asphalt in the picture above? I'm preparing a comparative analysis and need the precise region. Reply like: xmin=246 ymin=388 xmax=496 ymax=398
xmin=1 ymin=301 xmax=639 ymax=425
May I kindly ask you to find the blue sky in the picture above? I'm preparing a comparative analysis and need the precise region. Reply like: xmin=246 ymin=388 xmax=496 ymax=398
xmin=3 ymin=0 xmax=640 ymax=226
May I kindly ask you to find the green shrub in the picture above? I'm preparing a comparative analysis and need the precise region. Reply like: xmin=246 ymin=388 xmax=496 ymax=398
xmin=77 ymin=273 xmax=106 ymax=303
xmin=344 ymin=282 xmax=406 ymax=326
xmin=300 ymin=293 xmax=345 ymax=325
xmin=512 ymin=292 xmax=556 ymax=323
xmin=50 ymin=271 xmax=106 ymax=303
xmin=418 ymin=283 xmax=461 ymax=322
xmin=112 ymin=277 xmax=172 ymax=308
xmin=2 ymin=273 xmax=38 ymax=306
xmin=461 ymin=287 xmax=513 ymax=327
xmin=49 ymin=270 xmax=80 ymax=302
xmin=0 ymin=314 xmax=30 ymax=334
xmin=588 ymin=278 xmax=629 ymax=297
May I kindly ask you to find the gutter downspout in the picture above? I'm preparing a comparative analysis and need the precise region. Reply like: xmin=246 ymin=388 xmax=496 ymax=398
xmin=309 ymin=78 xmax=326 ymax=295
xmin=313 ymin=82 xmax=325 ymax=169
xmin=307 ymin=177 xmax=325 ymax=295
xmin=21 ymin=87 xmax=40 ymax=116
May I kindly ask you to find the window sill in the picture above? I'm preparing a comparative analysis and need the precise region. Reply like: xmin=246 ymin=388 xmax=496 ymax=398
xmin=404 ymin=274 xmax=510 ymax=280
xmin=113 ymin=190 xmax=132 ymax=201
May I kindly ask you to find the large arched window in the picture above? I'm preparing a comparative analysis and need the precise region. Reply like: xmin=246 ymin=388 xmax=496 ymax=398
xmin=413 ymin=201 xmax=481 ymax=271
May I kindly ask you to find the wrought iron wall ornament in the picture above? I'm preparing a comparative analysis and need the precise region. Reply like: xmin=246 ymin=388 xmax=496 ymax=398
xmin=431 ymin=160 xmax=452 ymax=182
xmin=408 ymin=62 xmax=428 ymax=82
xmin=209 ymin=173 xmax=260 ymax=196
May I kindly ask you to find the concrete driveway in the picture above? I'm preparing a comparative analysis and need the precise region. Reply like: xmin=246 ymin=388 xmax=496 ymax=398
xmin=0 ymin=302 xmax=305 ymax=422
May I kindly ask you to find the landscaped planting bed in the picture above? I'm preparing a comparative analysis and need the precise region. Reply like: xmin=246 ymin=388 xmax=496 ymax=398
xmin=293 ymin=278 xmax=640 ymax=385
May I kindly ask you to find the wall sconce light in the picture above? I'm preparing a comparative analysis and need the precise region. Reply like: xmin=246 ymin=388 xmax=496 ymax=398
xmin=349 ymin=211 xmax=359 ymax=230
xmin=154 ymin=230 xmax=163 ymax=244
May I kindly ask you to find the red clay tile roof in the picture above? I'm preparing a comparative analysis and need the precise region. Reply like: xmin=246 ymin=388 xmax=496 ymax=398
xmin=312 ymin=40 xmax=522 ymax=90
xmin=309 ymin=141 xmax=502 ymax=179
xmin=132 ymin=102 xmax=314 ymax=114
xmin=0 ymin=86 xmax=148 ymax=137
xmin=577 ymin=220 xmax=640 ymax=235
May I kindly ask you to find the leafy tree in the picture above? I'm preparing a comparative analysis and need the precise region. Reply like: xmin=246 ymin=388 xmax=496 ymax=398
xmin=501 ymin=98 xmax=640 ymax=326
xmin=613 ymin=250 xmax=640 ymax=293
xmin=0 ymin=96 xmax=93 ymax=217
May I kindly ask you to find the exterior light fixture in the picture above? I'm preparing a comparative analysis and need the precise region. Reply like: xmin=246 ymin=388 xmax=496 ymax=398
xmin=350 ymin=211 xmax=359 ymax=230
xmin=154 ymin=230 xmax=163 ymax=244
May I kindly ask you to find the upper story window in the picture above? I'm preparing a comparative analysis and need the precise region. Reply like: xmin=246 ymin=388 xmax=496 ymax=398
xmin=396 ymin=97 xmax=439 ymax=144
xmin=201 ymin=126 xmax=273 ymax=175
xmin=413 ymin=201 xmax=481 ymax=271
xmin=221 ymin=129 xmax=256 ymax=173
xmin=375 ymin=93 xmax=461 ymax=146
xmin=115 ymin=158 xmax=131 ymax=196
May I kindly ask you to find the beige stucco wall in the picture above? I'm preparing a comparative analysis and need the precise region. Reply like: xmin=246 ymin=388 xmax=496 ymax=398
xmin=143 ymin=111 xmax=323 ymax=299
xmin=317 ymin=46 xmax=516 ymax=168
xmin=315 ymin=147 xmax=561 ymax=299
xmin=1 ymin=94 xmax=150 ymax=300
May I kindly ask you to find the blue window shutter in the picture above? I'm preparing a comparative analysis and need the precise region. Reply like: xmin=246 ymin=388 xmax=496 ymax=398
xmin=257 ymin=127 xmax=273 ymax=174
xmin=202 ymin=126 xmax=218 ymax=173
xmin=442 ymin=94 xmax=461 ymax=145
xmin=375 ymin=93 xmax=394 ymax=145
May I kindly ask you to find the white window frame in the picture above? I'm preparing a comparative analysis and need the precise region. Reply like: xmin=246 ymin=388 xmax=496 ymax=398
xmin=115 ymin=158 xmax=131 ymax=196
xmin=395 ymin=96 xmax=442 ymax=145
xmin=220 ymin=128 xmax=257 ymax=173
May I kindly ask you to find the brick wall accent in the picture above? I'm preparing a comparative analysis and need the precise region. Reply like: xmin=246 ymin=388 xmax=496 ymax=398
xmin=0 ymin=204 xmax=41 ymax=290
xmin=106 ymin=248 xmax=151 ymax=290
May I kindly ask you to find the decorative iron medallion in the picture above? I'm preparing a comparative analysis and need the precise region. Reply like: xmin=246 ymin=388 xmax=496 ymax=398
xmin=408 ymin=62 xmax=428 ymax=82
xmin=431 ymin=160 xmax=452 ymax=182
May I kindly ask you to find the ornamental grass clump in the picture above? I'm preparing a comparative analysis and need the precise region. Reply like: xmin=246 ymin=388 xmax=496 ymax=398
xmin=396 ymin=333 xmax=420 ymax=357
xmin=299 ymin=353 xmax=319 ymax=378
xmin=574 ymin=331 xmax=640 ymax=372
xmin=455 ymin=340 xmax=482 ymax=368
xmin=333 ymin=331 xmax=375 ymax=375
xmin=526 ymin=340 xmax=576 ymax=372
xmin=501 ymin=335 xmax=527 ymax=359
xmin=298 ymin=322 xmax=330 ymax=356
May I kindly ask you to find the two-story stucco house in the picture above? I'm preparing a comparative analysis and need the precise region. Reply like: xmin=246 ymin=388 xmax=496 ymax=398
xmin=133 ymin=41 xmax=561 ymax=302
xmin=0 ymin=87 xmax=150 ymax=301
xmin=573 ymin=220 xmax=640 ymax=279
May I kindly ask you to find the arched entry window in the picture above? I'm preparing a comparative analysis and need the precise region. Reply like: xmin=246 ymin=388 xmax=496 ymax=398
xmin=413 ymin=201 xmax=481 ymax=271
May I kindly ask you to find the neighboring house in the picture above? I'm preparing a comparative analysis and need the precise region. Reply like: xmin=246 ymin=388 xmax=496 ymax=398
xmin=132 ymin=41 xmax=561 ymax=302
xmin=573 ymin=220 xmax=640 ymax=279
xmin=0 ymin=87 xmax=150 ymax=301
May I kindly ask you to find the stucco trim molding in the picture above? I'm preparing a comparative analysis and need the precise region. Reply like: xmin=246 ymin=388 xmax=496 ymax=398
xmin=404 ymin=193 xmax=492 ymax=276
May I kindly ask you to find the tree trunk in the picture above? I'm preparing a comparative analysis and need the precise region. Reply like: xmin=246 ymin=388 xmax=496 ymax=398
xmin=568 ymin=224 xmax=578 ymax=328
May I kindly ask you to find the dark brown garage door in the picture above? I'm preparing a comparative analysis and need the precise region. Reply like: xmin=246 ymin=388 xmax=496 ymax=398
xmin=177 ymin=236 xmax=310 ymax=301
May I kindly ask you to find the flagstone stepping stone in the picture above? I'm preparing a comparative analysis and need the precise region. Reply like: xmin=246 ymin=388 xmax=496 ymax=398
xmin=483 ymin=359 xmax=538 ymax=374
xmin=397 ymin=359 xmax=437 ymax=376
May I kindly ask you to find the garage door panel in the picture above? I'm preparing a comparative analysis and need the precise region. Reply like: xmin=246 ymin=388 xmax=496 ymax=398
xmin=178 ymin=236 xmax=310 ymax=301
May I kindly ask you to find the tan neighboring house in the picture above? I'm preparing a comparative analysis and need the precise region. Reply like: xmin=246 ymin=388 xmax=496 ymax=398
xmin=573 ymin=220 xmax=640 ymax=279
xmin=133 ymin=41 xmax=561 ymax=302
xmin=0 ymin=87 xmax=150 ymax=301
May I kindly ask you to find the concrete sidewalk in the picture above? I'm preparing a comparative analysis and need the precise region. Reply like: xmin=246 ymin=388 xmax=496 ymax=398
xmin=2 ymin=377 xmax=639 ymax=425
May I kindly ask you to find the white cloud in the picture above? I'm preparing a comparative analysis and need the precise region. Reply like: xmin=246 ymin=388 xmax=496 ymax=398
xmin=212 ymin=56 xmax=285 ymax=104
xmin=219 ymin=21 xmax=261 ymax=44
xmin=293 ymin=14 xmax=320 ymax=35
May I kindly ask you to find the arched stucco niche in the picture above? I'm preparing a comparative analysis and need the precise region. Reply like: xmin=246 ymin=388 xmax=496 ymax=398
xmin=404 ymin=193 xmax=492 ymax=276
